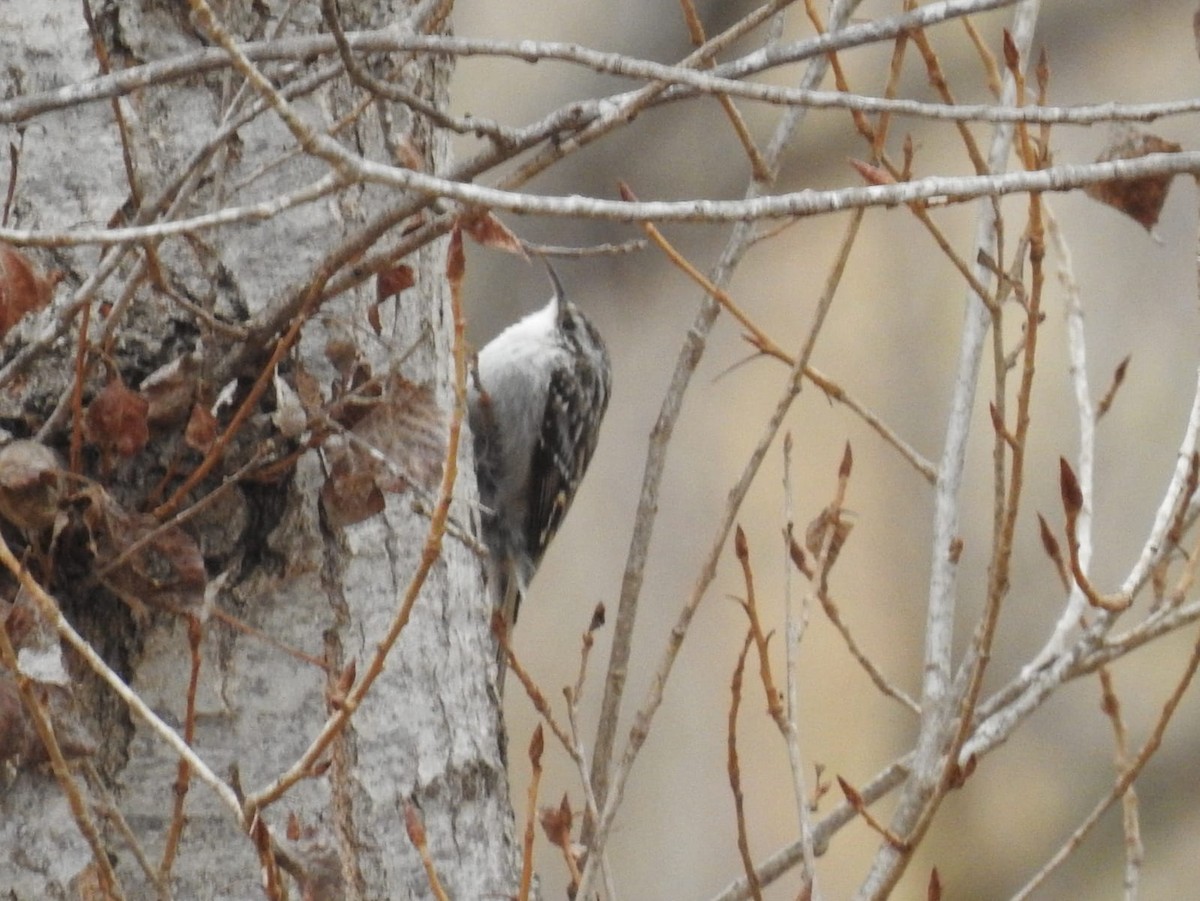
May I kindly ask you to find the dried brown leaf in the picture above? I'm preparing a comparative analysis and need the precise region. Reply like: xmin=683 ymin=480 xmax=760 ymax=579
xmin=293 ymin=364 xmax=324 ymax=413
xmin=140 ymin=354 xmax=201 ymax=426
xmin=272 ymin=370 xmax=308 ymax=439
xmin=463 ymin=211 xmax=527 ymax=258
xmin=376 ymin=264 xmax=415 ymax=305
xmin=0 ymin=439 xmax=63 ymax=531
xmin=1084 ymin=130 xmax=1182 ymax=230
xmin=85 ymin=378 xmax=149 ymax=463
xmin=539 ymin=793 xmax=574 ymax=849
xmin=805 ymin=508 xmax=833 ymax=556
xmin=0 ymin=243 xmax=56 ymax=339
xmin=68 ymin=484 xmax=206 ymax=615
xmin=324 ymin=337 xmax=360 ymax=382
xmin=319 ymin=439 xmax=386 ymax=527
xmin=320 ymin=373 xmax=445 ymax=525
xmin=184 ymin=402 xmax=218 ymax=453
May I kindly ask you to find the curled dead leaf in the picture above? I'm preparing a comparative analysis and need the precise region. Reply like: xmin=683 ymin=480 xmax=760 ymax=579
xmin=184 ymin=402 xmax=218 ymax=453
xmin=65 ymin=484 xmax=206 ymax=617
xmin=0 ymin=243 xmax=57 ymax=339
xmin=539 ymin=793 xmax=574 ymax=849
xmin=461 ymin=211 xmax=528 ymax=258
xmin=1084 ymin=130 xmax=1182 ymax=230
xmin=85 ymin=378 xmax=150 ymax=466
xmin=319 ymin=374 xmax=444 ymax=526
xmin=140 ymin=353 xmax=201 ymax=426
xmin=0 ymin=439 xmax=63 ymax=531
xmin=376 ymin=264 xmax=415 ymax=304
xmin=272 ymin=369 xmax=307 ymax=440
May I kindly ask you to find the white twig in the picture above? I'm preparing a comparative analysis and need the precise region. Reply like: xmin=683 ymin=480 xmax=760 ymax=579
xmin=782 ymin=435 xmax=818 ymax=895
xmin=1026 ymin=208 xmax=1094 ymax=674
xmin=964 ymin=367 xmax=1200 ymax=763
xmin=5 ymin=153 xmax=1198 ymax=248
xmin=856 ymin=3 xmax=1043 ymax=897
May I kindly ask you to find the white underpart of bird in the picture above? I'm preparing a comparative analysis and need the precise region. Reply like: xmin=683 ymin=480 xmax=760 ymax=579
xmin=469 ymin=265 xmax=611 ymax=694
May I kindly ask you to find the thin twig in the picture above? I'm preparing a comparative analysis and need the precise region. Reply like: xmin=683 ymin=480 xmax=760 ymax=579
xmin=1097 ymin=667 xmax=1143 ymax=897
xmin=678 ymin=0 xmax=771 ymax=180
xmin=159 ymin=615 xmax=203 ymax=881
xmin=728 ymin=631 xmax=763 ymax=901
xmin=518 ymin=725 xmax=545 ymax=901
xmin=630 ymin=192 xmax=935 ymax=481
xmin=1010 ymin=624 xmax=1200 ymax=900
xmin=404 ymin=803 xmax=450 ymax=901
xmin=0 ymin=621 xmax=125 ymax=899
xmin=781 ymin=434 xmax=818 ymax=892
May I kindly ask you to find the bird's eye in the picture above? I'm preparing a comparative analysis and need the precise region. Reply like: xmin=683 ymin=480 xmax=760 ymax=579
xmin=562 ymin=312 xmax=576 ymax=332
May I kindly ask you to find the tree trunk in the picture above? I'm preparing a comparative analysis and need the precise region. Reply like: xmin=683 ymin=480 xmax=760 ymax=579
xmin=0 ymin=1 xmax=514 ymax=897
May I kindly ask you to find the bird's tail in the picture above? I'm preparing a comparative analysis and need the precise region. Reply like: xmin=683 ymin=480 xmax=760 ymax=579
xmin=492 ymin=561 xmax=523 ymax=696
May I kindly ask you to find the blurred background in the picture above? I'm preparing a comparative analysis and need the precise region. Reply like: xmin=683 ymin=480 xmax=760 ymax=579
xmin=452 ymin=2 xmax=1200 ymax=898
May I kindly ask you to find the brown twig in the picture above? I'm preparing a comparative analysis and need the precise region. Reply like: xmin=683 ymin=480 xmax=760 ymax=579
xmin=569 ymin=602 xmax=604 ymax=708
xmin=907 ymin=5 xmax=988 ymax=175
xmin=1060 ymin=458 xmax=1131 ymax=611
xmin=623 ymin=182 xmax=936 ymax=482
xmin=837 ymin=776 xmax=909 ymax=850
xmin=1095 ymin=356 xmax=1130 ymax=421
xmin=0 ymin=620 xmax=125 ymax=898
xmin=728 ymin=630 xmax=763 ymax=901
xmin=68 ymin=300 xmax=91 ymax=475
xmin=1097 ymin=667 xmax=1143 ymax=895
xmin=404 ymin=803 xmax=450 ymax=901
xmin=247 ymin=806 xmax=282 ymax=900
xmin=82 ymin=759 xmax=167 ymax=895
xmin=961 ymin=13 xmax=1002 ymax=98
xmin=809 ymin=579 xmax=920 ymax=714
xmin=518 ymin=724 xmax=545 ymax=901
xmin=733 ymin=526 xmax=785 ymax=729
xmin=1012 ymin=623 xmax=1200 ymax=900
xmin=159 ymin=615 xmax=203 ymax=880
xmin=678 ymin=0 xmax=771 ymax=181
xmin=497 ymin=611 xmax=574 ymax=755
xmin=817 ymin=0 xmax=994 ymax=310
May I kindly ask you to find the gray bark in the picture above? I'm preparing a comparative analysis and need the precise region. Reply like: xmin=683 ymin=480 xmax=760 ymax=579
xmin=0 ymin=1 xmax=514 ymax=898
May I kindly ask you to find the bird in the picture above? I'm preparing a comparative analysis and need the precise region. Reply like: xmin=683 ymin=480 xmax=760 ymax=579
xmin=468 ymin=262 xmax=611 ymax=692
